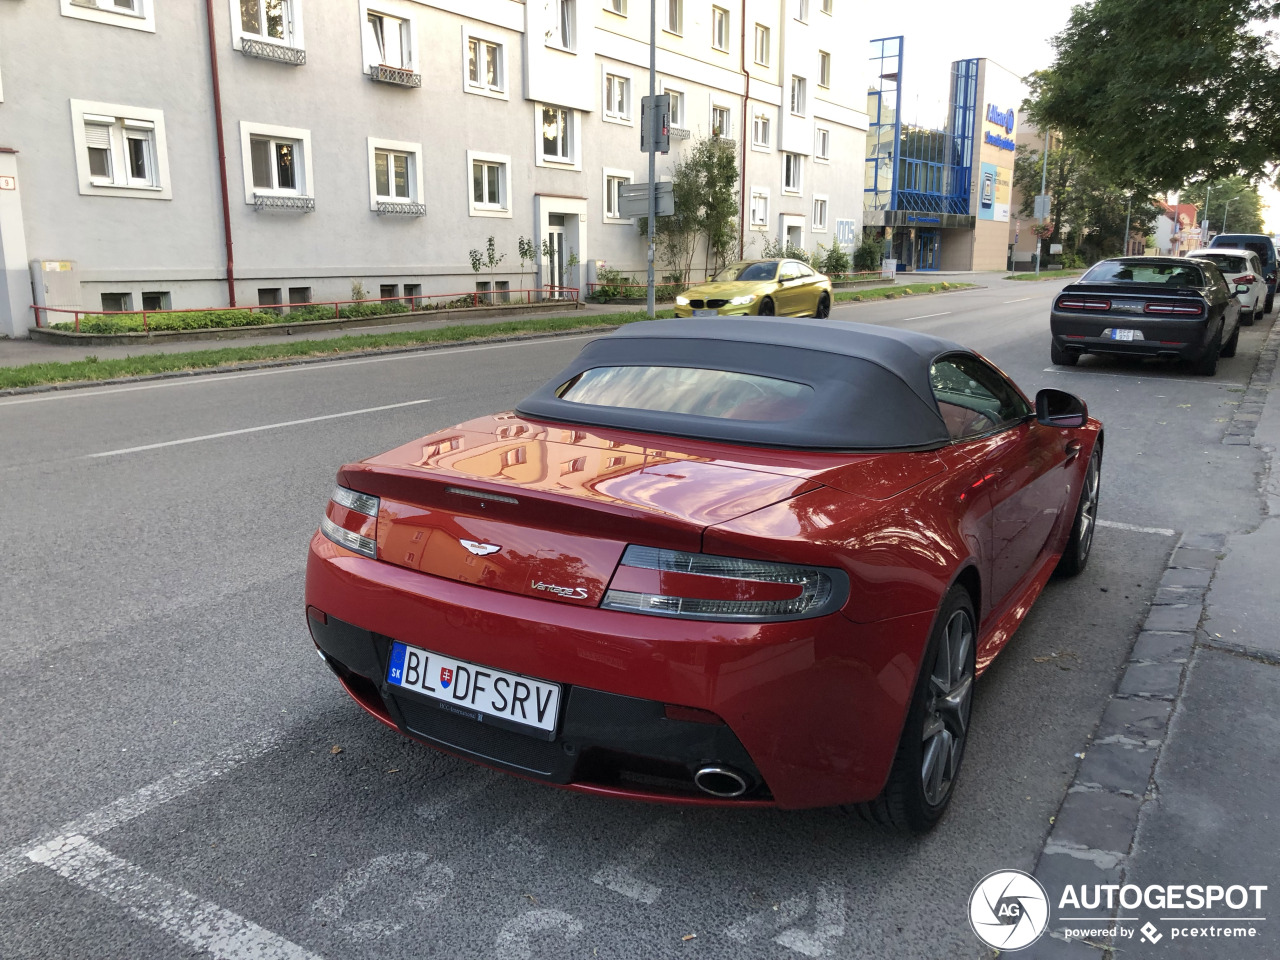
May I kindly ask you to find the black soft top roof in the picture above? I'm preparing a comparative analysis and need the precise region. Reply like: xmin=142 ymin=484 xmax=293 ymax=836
xmin=516 ymin=318 xmax=969 ymax=450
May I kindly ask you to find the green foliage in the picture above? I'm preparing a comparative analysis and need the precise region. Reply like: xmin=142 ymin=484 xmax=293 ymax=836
xmin=1028 ymin=0 xmax=1280 ymax=187
xmin=639 ymin=135 xmax=740 ymax=280
xmin=852 ymin=236 xmax=885 ymax=271
xmin=468 ymin=248 xmax=484 ymax=274
xmin=815 ymin=242 xmax=852 ymax=276
xmin=758 ymin=236 xmax=811 ymax=263
xmin=51 ymin=300 xmax=410 ymax=334
xmin=588 ymin=267 xmax=683 ymax=303
xmin=1180 ymin=177 xmax=1266 ymax=236
xmin=350 ymin=279 xmax=367 ymax=301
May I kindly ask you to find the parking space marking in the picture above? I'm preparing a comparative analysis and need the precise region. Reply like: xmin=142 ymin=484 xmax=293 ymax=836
xmin=725 ymin=894 xmax=811 ymax=943
xmin=87 ymin=398 xmax=439 ymax=458
xmin=415 ymin=768 xmax=500 ymax=822
xmin=773 ymin=886 xmax=847 ymax=958
xmin=0 ymin=729 xmax=284 ymax=887
xmin=311 ymin=852 xmax=453 ymax=941
xmin=589 ymin=816 xmax=681 ymax=904
xmin=490 ymin=792 xmax=572 ymax=863
xmin=1041 ymin=367 xmax=1244 ymax=387
xmin=27 ymin=834 xmax=322 ymax=960
xmin=1097 ymin=519 xmax=1177 ymax=536
xmin=493 ymin=908 xmax=583 ymax=960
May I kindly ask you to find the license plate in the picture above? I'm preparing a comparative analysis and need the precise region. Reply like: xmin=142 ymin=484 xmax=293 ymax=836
xmin=692 ymin=308 xmax=719 ymax=317
xmin=387 ymin=642 xmax=561 ymax=739
xmin=1109 ymin=328 xmax=1142 ymax=341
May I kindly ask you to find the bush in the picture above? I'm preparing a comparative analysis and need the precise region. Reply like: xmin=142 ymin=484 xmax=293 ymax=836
xmin=853 ymin=236 xmax=885 ymax=272
xmin=589 ymin=267 xmax=638 ymax=301
xmin=52 ymin=299 xmax=412 ymax=334
xmin=816 ymin=242 xmax=852 ymax=276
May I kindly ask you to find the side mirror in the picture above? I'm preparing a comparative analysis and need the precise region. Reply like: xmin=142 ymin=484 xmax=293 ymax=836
xmin=1036 ymin=388 xmax=1088 ymax=428
xmin=1236 ymin=284 xmax=1250 ymax=296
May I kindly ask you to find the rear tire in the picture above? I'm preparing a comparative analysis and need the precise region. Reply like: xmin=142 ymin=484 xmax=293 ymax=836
xmin=1055 ymin=447 xmax=1101 ymax=578
xmin=1193 ymin=329 xmax=1222 ymax=376
xmin=847 ymin=586 xmax=975 ymax=834
xmin=1222 ymin=321 xmax=1240 ymax=358
xmin=757 ymin=297 xmax=775 ymax=317
xmin=1050 ymin=339 xmax=1079 ymax=366
xmin=814 ymin=293 xmax=831 ymax=318
xmin=1267 ymin=295 xmax=1275 ymax=314
xmin=1245 ymin=302 xmax=1258 ymax=326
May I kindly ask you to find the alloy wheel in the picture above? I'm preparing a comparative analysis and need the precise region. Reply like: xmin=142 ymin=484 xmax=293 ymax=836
xmin=921 ymin=609 xmax=974 ymax=807
xmin=1077 ymin=452 xmax=1100 ymax=562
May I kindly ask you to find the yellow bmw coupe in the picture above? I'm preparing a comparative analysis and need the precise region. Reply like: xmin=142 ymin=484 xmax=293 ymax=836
xmin=673 ymin=259 xmax=834 ymax=318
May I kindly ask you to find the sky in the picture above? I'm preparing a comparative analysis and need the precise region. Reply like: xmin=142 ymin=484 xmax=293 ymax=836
xmin=856 ymin=0 xmax=1280 ymax=233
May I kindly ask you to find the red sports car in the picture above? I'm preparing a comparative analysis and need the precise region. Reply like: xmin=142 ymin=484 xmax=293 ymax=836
xmin=306 ymin=318 xmax=1102 ymax=832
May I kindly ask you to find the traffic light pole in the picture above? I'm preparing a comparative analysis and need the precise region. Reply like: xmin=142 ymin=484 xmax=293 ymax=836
xmin=646 ymin=0 xmax=657 ymax=318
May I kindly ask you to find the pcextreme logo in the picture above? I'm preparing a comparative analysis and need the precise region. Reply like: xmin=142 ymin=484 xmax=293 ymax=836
xmin=969 ymin=870 xmax=1049 ymax=951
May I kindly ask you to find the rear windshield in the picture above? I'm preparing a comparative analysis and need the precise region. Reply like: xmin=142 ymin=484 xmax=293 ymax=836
xmin=1195 ymin=253 xmax=1247 ymax=273
xmin=714 ymin=261 xmax=779 ymax=282
xmin=557 ymin=365 xmax=813 ymax=421
xmin=1082 ymin=261 xmax=1205 ymax=286
xmin=1216 ymin=238 xmax=1274 ymax=263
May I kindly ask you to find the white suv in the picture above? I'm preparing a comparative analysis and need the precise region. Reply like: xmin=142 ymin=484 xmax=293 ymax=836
xmin=1189 ymin=248 xmax=1267 ymax=325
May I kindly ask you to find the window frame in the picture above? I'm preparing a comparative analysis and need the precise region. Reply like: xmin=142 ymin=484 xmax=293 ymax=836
xmin=814 ymin=126 xmax=831 ymax=163
xmin=812 ymin=194 xmax=828 ymax=232
xmin=367 ymin=137 xmax=424 ymax=210
xmin=603 ymin=71 xmax=633 ymax=125
xmin=751 ymin=110 xmax=771 ymax=152
xmin=753 ymin=24 xmax=770 ymax=67
xmin=550 ymin=0 xmax=576 ymax=51
xmin=821 ymin=0 xmax=832 ymax=12
xmin=662 ymin=85 xmax=685 ymax=126
xmin=70 ymin=99 xmax=172 ymax=200
xmin=536 ymin=104 xmax=580 ymax=169
xmin=603 ymin=167 xmax=634 ymax=223
xmin=663 ymin=0 xmax=683 ymax=34
xmin=231 ymin=0 xmax=304 ymax=51
xmin=361 ymin=4 xmax=417 ymax=73
xmin=790 ymin=75 xmax=806 ymax=116
xmin=749 ymin=187 xmax=770 ymax=229
xmin=783 ymin=151 xmax=803 ymax=194
xmin=711 ymin=6 xmax=729 ymax=52
xmin=238 ymin=120 xmax=312 ymax=203
xmin=795 ymin=0 xmax=808 ymax=22
xmin=60 ymin=0 xmax=155 ymax=32
xmin=930 ymin=353 xmax=1032 ymax=442
xmin=467 ymin=149 xmax=512 ymax=218
xmin=818 ymin=50 xmax=831 ymax=88
xmin=604 ymin=0 xmax=626 ymax=15
xmin=462 ymin=27 xmax=508 ymax=99
xmin=711 ymin=102 xmax=733 ymax=140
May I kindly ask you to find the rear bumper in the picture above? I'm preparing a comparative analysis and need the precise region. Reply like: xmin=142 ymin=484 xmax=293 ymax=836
xmin=1050 ymin=312 xmax=1213 ymax=361
xmin=305 ymin=533 xmax=933 ymax=809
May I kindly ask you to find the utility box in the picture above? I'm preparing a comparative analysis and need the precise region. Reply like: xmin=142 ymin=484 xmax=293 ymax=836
xmin=31 ymin=260 xmax=81 ymax=316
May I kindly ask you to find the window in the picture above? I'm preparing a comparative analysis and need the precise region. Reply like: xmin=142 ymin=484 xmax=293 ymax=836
xmin=815 ymin=127 xmax=830 ymax=161
xmin=380 ymin=284 xmax=399 ymax=301
xmin=666 ymin=88 xmax=684 ymax=126
xmin=754 ymin=24 xmax=769 ymax=66
xmin=821 ymin=0 xmax=832 ymax=11
xmin=101 ymin=293 xmax=132 ymax=312
xmin=239 ymin=0 xmax=298 ymax=45
xmin=930 ymin=355 xmax=1030 ymax=440
xmin=72 ymin=101 xmax=172 ymax=199
xmin=783 ymin=152 xmax=802 ymax=192
xmin=560 ymin=366 xmax=812 ymax=422
xmin=374 ymin=149 xmax=412 ymax=200
xmin=790 ymin=76 xmax=806 ymax=115
xmin=605 ymin=0 xmax=626 ymax=14
xmin=752 ymin=112 xmax=771 ymax=149
xmin=604 ymin=74 xmax=630 ymax=121
xmin=796 ymin=0 xmax=808 ymax=21
xmin=812 ymin=196 xmax=827 ymax=231
xmin=604 ymin=171 xmax=631 ymax=220
xmin=750 ymin=188 xmax=769 ymax=227
xmin=239 ymin=121 xmax=311 ymax=203
xmin=364 ymin=10 xmax=411 ymax=69
xmin=818 ymin=51 xmax=831 ymax=88
xmin=551 ymin=0 xmax=574 ymax=50
xmin=664 ymin=0 xmax=682 ymax=33
xmin=541 ymin=106 xmax=574 ymax=163
xmin=288 ymin=287 xmax=312 ymax=304
xmin=258 ymin=288 xmax=283 ymax=312
xmin=711 ymin=6 xmax=728 ymax=51
xmin=466 ymin=36 xmax=504 ymax=93
xmin=141 ymin=291 xmax=170 ymax=311
xmin=61 ymin=0 xmax=155 ymax=32
xmin=711 ymin=105 xmax=731 ymax=139
xmin=402 ymin=283 xmax=421 ymax=307
xmin=501 ymin=446 xmax=528 ymax=468
xmin=469 ymin=151 xmax=510 ymax=217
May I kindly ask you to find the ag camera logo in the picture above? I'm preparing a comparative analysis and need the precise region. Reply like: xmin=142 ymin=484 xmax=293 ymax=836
xmin=969 ymin=870 xmax=1050 ymax=951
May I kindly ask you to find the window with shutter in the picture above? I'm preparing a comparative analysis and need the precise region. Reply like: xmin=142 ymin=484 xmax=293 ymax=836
xmin=84 ymin=123 xmax=113 ymax=179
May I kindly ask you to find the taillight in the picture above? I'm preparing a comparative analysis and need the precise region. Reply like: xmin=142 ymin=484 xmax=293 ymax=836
xmin=1236 ymin=275 xmax=1259 ymax=284
xmin=601 ymin=545 xmax=848 ymax=621
xmin=1143 ymin=301 xmax=1203 ymax=316
xmin=320 ymin=485 xmax=379 ymax=558
xmin=1056 ymin=297 xmax=1111 ymax=311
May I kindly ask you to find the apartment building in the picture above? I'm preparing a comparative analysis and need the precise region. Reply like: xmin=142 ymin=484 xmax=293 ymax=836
xmin=0 ymin=0 xmax=869 ymax=337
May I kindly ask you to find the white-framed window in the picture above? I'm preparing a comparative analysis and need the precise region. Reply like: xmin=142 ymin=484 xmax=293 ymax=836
xmin=753 ymin=24 xmax=770 ymax=67
xmin=538 ymin=105 xmax=579 ymax=167
xmin=711 ymin=104 xmax=732 ymax=139
xmin=665 ymin=87 xmax=684 ymax=126
xmin=815 ymin=127 xmax=831 ymax=162
xmin=796 ymin=0 xmax=809 ymax=21
xmin=664 ymin=0 xmax=682 ymax=33
xmin=463 ymin=29 xmax=506 ymax=98
xmin=783 ymin=152 xmax=803 ymax=193
xmin=605 ymin=0 xmax=626 ymax=15
xmin=813 ymin=195 xmax=828 ymax=231
xmin=750 ymin=188 xmax=769 ymax=228
xmin=751 ymin=111 xmax=771 ymax=150
xmin=234 ymin=0 xmax=302 ymax=49
xmin=60 ymin=0 xmax=155 ymax=33
xmin=367 ymin=137 xmax=424 ymax=209
xmin=238 ymin=121 xmax=312 ymax=203
xmin=468 ymin=150 xmax=511 ymax=217
xmin=70 ymin=100 xmax=171 ymax=200
xmin=550 ymin=0 xmax=575 ymax=50
xmin=604 ymin=72 xmax=631 ymax=123
xmin=603 ymin=168 xmax=633 ymax=222
xmin=818 ymin=50 xmax=831 ymax=88
xmin=821 ymin=0 xmax=832 ymax=12
xmin=711 ymin=6 xmax=729 ymax=51
xmin=790 ymin=76 xmax=806 ymax=116
xmin=362 ymin=7 xmax=414 ymax=70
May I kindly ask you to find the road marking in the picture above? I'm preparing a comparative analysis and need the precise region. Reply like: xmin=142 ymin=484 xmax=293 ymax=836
xmin=1097 ymin=519 xmax=1176 ymax=537
xmin=1003 ymin=297 xmax=1034 ymax=303
xmin=493 ymin=909 xmax=583 ymax=960
xmin=1041 ymin=368 xmax=1243 ymax=387
xmin=87 ymin=398 xmax=439 ymax=458
xmin=899 ymin=312 xmax=950 ymax=322
xmin=589 ymin=816 xmax=681 ymax=904
xmin=0 ymin=335 xmax=601 ymax=407
xmin=726 ymin=895 xmax=811 ymax=943
xmin=774 ymin=886 xmax=847 ymax=957
xmin=28 ymin=835 xmax=323 ymax=960
xmin=0 ymin=729 xmax=284 ymax=887
xmin=311 ymin=852 xmax=453 ymax=941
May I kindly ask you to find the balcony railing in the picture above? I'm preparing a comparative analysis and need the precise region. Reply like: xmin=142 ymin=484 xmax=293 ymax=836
xmin=240 ymin=38 xmax=306 ymax=65
xmin=376 ymin=201 xmax=426 ymax=217
xmin=253 ymin=194 xmax=315 ymax=212
xmin=369 ymin=64 xmax=421 ymax=87
xmin=669 ymin=127 xmax=691 ymax=141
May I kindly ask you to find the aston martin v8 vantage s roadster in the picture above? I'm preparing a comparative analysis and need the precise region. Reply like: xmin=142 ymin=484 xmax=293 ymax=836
xmin=306 ymin=318 xmax=1103 ymax=833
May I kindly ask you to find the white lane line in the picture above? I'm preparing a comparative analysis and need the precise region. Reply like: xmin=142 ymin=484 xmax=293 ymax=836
xmin=0 ymin=334 xmax=601 ymax=407
xmin=899 ymin=312 xmax=951 ymax=322
xmin=87 ymin=398 xmax=438 ymax=458
xmin=1098 ymin=519 xmax=1176 ymax=537
xmin=28 ymin=835 xmax=323 ymax=960
xmin=589 ymin=816 xmax=681 ymax=904
xmin=1041 ymin=367 xmax=1243 ymax=387
xmin=0 ymin=729 xmax=284 ymax=887
xmin=1003 ymin=297 xmax=1033 ymax=303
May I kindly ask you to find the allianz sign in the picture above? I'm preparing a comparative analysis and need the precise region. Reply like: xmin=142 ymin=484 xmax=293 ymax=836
xmin=987 ymin=104 xmax=1015 ymax=133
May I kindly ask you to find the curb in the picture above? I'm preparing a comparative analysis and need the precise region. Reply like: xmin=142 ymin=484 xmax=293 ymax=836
xmin=1223 ymin=313 xmax=1280 ymax=445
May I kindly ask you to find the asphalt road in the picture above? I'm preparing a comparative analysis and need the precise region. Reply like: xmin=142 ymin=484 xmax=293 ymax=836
xmin=0 ymin=277 xmax=1270 ymax=959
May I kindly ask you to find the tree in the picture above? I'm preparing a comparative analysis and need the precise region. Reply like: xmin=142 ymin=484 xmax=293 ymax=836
xmin=1027 ymin=0 xmax=1280 ymax=189
xmin=1180 ymin=177 xmax=1266 ymax=236
xmin=638 ymin=136 xmax=739 ymax=281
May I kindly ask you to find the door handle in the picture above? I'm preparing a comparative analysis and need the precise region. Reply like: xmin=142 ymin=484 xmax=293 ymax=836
xmin=1065 ymin=440 xmax=1082 ymax=462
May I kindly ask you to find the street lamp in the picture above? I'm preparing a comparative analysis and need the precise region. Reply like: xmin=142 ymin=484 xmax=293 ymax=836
xmin=1222 ymin=197 xmax=1233 ymax=234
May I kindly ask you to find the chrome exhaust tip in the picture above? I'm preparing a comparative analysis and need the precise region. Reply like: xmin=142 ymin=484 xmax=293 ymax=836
xmin=693 ymin=765 xmax=749 ymax=798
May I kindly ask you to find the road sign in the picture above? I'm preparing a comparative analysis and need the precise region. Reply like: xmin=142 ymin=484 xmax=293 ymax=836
xmin=1033 ymin=195 xmax=1051 ymax=219
xmin=619 ymin=181 xmax=674 ymax=218
xmin=640 ymin=94 xmax=671 ymax=154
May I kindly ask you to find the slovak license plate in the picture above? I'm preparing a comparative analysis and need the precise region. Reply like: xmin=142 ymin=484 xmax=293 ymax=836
xmin=693 ymin=308 xmax=719 ymax=317
xmin=386 ymin=641 xmax=561 ymax=739
xmin=1110 ymin=328 xmax=1142 ymax=341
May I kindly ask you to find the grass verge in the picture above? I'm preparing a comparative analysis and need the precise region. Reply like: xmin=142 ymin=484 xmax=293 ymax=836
xmin=834 ymin=282 xmax=977 ymax=303
xmin=2 ymin=310 xmax=669 ymax=391
xmin=1005 ymin=270 xmax=1085 ymax=281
